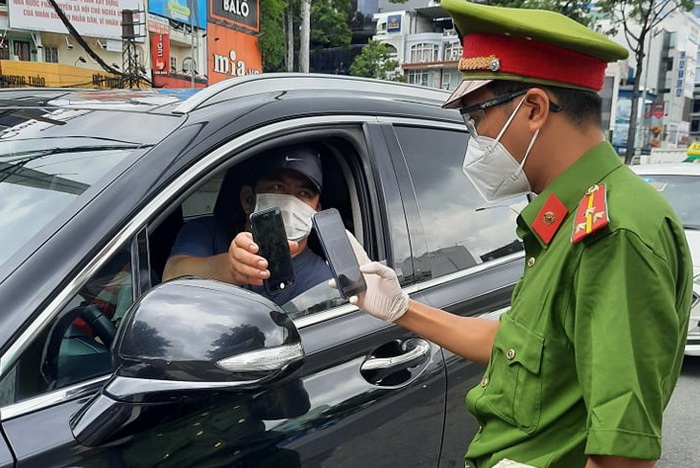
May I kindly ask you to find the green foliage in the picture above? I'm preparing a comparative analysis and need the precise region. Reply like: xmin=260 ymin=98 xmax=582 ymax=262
xmin=260 ymin=0 xmax=287 ymax=72
xmin=350 ymin=40 xmax=402 ymax=81
xmin=594 ymin=0 xmax=693 ymax=162
xmin=310 ymin=0 xmax=353 ymax=48
xmin=483 ymin=0 xmax=592 ymax=25
xmin=596 ymin=0 xmax=694 ymax=38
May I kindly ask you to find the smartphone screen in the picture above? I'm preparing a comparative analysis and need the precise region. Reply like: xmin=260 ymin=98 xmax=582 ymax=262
xmin=250 ymin=206 xmax=295 ymax=296
xmin=312 ymin=208 xmax=366 ymax=299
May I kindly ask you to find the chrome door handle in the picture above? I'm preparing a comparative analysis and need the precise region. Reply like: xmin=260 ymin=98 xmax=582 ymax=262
xmin=361 ymin=338 xmax=431 ymax=373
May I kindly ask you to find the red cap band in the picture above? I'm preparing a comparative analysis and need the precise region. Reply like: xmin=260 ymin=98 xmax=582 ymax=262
xmin=461 ymin=34 xmax=607 ymax=91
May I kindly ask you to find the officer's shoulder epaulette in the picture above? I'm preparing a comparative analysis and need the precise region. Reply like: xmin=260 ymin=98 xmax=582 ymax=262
xmin=572 ymin=184 xmax=608 ymax=243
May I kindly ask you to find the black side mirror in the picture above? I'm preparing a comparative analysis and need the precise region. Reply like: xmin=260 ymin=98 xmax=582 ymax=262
xmin=70 ymin=278 xmax=305 ymax=446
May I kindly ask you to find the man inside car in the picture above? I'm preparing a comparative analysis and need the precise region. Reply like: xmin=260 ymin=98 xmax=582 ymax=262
xmin=163 ymin=144 xmax=332 ymax=305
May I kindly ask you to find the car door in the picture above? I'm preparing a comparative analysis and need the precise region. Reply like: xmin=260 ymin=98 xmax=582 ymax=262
xmin=381 ymin=119 xmax=526 ymax=466
xmin=0 ymin=118 xmax=448 ymax=467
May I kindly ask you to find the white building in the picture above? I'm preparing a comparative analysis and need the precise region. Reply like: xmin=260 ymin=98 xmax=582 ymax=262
xmin=373 ymin=1 xmax=462 ymax=90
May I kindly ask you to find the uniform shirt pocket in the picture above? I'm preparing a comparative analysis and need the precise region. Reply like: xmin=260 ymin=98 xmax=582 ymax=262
xmin=482 ymin=313 xmax=545 ymax=433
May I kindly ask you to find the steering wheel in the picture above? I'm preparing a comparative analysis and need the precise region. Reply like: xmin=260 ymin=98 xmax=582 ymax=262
xmin=40 ymin=303 xmax=117 ymax=390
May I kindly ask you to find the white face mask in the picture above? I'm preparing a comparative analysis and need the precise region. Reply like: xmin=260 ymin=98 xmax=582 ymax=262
xmin=462 ymin=96 xmax=539 ymax=202
xmin=253 ymin=193 xmax=317 ymax=242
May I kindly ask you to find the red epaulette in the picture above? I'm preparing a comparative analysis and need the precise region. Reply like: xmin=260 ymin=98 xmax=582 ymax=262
xmin=531 ymin=193 xmax=567 ymax=245
xmin=572 ymin=184 xmax=609 ymax=243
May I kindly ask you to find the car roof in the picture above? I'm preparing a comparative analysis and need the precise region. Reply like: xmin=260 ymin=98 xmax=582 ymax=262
xmin=172 ymin=73 xmax=452 ymax=113
xmin=630 ymin=163 xmax=700 ymax=176
xmin=0 ymin=88 xmax=200 ymax=115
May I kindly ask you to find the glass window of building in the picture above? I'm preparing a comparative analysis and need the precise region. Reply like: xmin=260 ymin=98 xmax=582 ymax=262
xmin=410 ymin=43 xmax=438 ymax=63
xmin=691 ymin=118 xmax=700 ymax=133
xmin=441 ymin=69 xmax=461 ymax=90
xmin=407 ymin=69 xmax=440 ymax=87
xmin=13 ymin=40 xmax=30 ymax=61
xmin=443 ymin=42 xmax=462 ymax=62
xmin=170 ymin=56 xmax=177 ymax=73
xmin=44 ymin=46 xmax=58 ymax=63
xmin=692 ymin=99 xmax=700 ymax=114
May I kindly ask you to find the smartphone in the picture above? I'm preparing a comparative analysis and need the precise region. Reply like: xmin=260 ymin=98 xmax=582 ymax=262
xmin=250 ymin=206 xmax=295 ymax=296
xmin=312 ymin=208 xmax=367 ymax=299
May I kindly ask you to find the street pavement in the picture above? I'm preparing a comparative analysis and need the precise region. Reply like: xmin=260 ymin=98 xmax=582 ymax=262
xmin=657 ymin=356 xmax=700 ymax=467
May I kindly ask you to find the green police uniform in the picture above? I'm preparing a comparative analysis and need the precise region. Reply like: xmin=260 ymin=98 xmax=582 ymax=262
xmin=437 ymin=2 xmax=693 ymax=465
xmin=464 ymin=142 xmax=693 ymax=467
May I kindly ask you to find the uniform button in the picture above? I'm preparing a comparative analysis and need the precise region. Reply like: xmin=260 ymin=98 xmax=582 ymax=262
xmin=506 ymin=348 xmax=516 ymax=360
xmin=480 ymin=377 xmax=489 ymax=387
xmin=527 ymin=257 xmax=536 ymax=267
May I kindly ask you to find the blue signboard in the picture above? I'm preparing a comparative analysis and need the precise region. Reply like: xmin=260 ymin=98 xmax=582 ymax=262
xmin=149 ymin=0 xmax=207 ymax=29
xmin=387 ymin=14 xmax=401 ymax=33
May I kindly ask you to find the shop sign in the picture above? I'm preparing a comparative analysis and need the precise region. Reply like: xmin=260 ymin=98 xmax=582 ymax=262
xmin=151 ymin=32 xmax=170 ymax=75
xmin=210 ymin=0 xmax=258 ymax=32
xmin=147 ymin=14 xmax=170 ymax=34
xmin=149 ymin=0 xmax=206 ymax=28
xmin=206 ymin=24 xmax=261 ymax=85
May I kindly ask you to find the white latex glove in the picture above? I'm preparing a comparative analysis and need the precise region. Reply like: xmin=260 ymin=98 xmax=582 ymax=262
xmin=352 ymin=262 xmax=409 ymax=322
xmin=328 ymin=231 xmax=409 ymax=322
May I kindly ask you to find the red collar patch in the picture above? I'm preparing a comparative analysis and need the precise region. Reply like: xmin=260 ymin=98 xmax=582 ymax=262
xmin=572 ymin=184 xmax=609 ymax=243
xmin=531 ymin=193 xmax=568 ymax=245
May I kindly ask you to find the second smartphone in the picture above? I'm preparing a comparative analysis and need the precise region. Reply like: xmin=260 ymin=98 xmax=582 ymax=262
xmin=312 ymin=208 xmax=367 ymax=299
xmin=250 ymin=206 xmax=295 ymax=296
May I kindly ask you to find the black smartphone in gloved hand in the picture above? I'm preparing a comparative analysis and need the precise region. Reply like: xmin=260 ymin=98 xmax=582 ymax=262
xmin=312 ymin=208 xmax=367 ymax=299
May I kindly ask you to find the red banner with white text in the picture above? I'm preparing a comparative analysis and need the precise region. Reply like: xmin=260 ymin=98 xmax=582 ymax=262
xmin=151 ymin=33 xmax=170 ymax=76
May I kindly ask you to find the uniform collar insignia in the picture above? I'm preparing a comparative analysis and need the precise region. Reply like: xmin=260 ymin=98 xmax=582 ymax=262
xmin=531 ymin=193 xmax=567 ymax=245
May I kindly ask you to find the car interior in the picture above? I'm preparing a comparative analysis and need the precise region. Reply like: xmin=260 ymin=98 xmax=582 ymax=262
xmin=148 ymin=134 xmax=367 ymax=286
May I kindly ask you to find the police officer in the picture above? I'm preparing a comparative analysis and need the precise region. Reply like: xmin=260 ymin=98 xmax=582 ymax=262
xmin=342 ymin=1 xmax=694 ymax=467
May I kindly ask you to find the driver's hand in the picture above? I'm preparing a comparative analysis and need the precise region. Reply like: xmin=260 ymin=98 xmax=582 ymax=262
xmin=228 ymin=232 xmax=298 ymax=286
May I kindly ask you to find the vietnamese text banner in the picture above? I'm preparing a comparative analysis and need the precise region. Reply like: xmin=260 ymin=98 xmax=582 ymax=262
xmin=9 ymin=0 xmax=142 ymax=39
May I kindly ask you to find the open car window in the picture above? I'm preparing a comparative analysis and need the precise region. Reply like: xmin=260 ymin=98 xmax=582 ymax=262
xmin=281 ymin=279 xmax=346 ymax=320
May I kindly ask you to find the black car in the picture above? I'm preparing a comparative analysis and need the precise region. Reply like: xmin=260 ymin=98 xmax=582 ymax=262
xmin=0 ymin=75 xmax=526 ymax=467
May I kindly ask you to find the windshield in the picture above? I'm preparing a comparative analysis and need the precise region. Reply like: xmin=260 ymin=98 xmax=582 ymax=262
xmin=639 ymin=174 xmax=700 ymax=229
xmin=0 ymin=100 xmax=180 ymax=268
xmin=0 ymin=138 xmax=142 ymax=265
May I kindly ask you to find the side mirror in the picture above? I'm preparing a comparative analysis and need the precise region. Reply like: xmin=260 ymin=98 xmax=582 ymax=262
xmin=70 ymin=278 xmax=305 ymax=446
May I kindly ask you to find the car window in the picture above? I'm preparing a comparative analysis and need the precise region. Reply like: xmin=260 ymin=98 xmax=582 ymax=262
xmin=638 ymin=174 xmax=700 ymax=229
xmin=281 ymin=280 xmax=345 ymax=319
xmin=162 ymin=137 xmax=365 ymax=317
xmin=0 ymin=242 xmax=134 ymax=406
xmin=394 ymin=125 xmax=525 ymax=279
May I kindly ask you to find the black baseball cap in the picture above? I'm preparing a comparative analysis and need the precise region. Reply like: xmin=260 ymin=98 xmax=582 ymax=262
xmin=258 ymin=144 xmax=323 ymax=192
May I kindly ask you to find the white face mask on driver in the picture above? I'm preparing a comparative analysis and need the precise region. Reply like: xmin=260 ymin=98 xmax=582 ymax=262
xmin=253 ymin=193 xmax=317 ymax=242
xmin=462 ymin=95 xmax=540 ymax=202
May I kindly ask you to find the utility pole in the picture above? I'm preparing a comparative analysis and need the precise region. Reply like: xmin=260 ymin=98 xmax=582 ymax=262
xmin=190 ymin=22 xmax=195 ymax=88
xmin=299 ymin=0 xmax=310 ymax=73
xmin=285 ymin=8 xmax=294 ymax=72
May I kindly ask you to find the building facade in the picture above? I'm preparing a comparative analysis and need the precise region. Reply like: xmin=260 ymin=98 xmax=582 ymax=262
xmin=0 ymin=0 xmax=262 ymax=89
